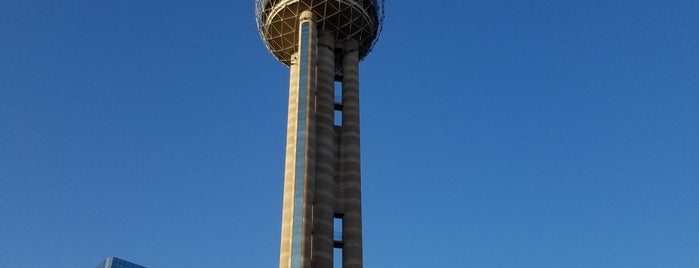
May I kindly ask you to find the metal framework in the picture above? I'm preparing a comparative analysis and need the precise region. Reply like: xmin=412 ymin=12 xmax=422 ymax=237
xmin=256 ymin=0 xmax=385 ymax=65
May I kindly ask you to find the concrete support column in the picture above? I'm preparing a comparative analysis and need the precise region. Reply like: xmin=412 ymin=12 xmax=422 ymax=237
xmin=279 ymin=52 xmax=300 ymax=268
xmin=299 ymin=11 xmax=317 ymax=268
xmin=312 ymin=30 xmax=336 ymax=268
xmin=280 ymin=10 xmax=317 ymax=268
xmin=341 ymin=39 xmax=363 ymax=268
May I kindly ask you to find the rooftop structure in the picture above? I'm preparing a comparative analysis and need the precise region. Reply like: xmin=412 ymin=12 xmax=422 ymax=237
xmin=94 ymin=257 xmax=146 ymax=268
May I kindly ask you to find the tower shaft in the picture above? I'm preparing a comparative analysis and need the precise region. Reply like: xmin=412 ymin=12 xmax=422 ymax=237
xmin=278 ymin=11 xmax=363 ymax=268
xmin=339 ymin=39 xmax=362 ymax=268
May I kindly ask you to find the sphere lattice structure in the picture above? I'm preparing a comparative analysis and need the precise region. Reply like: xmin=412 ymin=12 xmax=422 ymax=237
xmin=256 ymin=0 xmax=384 ymax=66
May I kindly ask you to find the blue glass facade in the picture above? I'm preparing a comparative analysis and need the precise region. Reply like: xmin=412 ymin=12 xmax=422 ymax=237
xmin=290 ymin=21 xmax=310 ymax=268
xmin=95 ymin=257 xmax=146 ymax=268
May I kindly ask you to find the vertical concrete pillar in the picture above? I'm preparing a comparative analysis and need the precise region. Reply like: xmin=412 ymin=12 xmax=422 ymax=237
xmin=299 ymin=11 xmax=317 ymax=268
xmin=312 ymin=29 xmax=336 ymax=268
xmin=279 ymin=52 xmax=299 ymax=268
xmin=341 ymin=39 xmax=363 ymax=268
xmin=279 ymin=10 xmax=317 ymax=268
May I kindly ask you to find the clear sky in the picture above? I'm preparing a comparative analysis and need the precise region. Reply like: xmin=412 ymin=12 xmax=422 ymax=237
xmin=1 ymin=1 xmax=698 ymax=267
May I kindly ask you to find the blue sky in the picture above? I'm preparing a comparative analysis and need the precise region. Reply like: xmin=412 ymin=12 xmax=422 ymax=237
xmin=1 ymin=1 xmax=698 ymax=267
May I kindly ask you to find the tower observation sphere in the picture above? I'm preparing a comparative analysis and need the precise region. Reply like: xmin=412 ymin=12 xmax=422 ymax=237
xmin=256 ymin=0 xmax=384 ymax=65
xmin=255 ymin=1 xmax=384 ymax=268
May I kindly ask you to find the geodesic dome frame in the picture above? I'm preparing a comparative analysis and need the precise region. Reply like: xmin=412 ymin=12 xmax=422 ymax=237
xmin=255 ymin=0 xmax=385 ymax=66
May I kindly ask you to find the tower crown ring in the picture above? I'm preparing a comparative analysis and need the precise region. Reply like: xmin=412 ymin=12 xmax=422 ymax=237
xmin=255 ymin=0 xmax=385 ymax=66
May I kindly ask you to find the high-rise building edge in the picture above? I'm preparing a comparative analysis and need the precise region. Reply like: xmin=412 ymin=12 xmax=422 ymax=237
xmin=95 ymin=257 xmax=147 ymax=268
xmin=255 ymin=1 xmax=384 ymax=268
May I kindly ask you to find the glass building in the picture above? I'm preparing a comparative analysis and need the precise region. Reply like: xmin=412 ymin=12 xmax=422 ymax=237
xmin=95 ymin=257 xmax=147 ymax=268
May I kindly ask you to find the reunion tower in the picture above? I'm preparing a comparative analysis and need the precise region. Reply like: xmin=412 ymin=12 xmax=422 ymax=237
xmin=255 ymin=1 xmax=384 ymax=268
